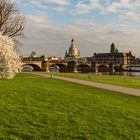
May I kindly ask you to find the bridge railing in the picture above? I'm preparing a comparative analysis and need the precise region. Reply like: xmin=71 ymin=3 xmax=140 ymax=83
xmin=49 ymin=60 xmax=67 ymax=63
xmin=21 ymin=57 xmax=42 ymax=61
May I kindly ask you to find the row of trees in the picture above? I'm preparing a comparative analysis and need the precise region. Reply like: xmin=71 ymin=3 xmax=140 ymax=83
xmin=0 ymin=0 xmax=25 ymax=79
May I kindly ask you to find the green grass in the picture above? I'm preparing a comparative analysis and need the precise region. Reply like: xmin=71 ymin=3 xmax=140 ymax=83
xmin=0 ymin=73 xmax=140 ymax=140
xmin=45 ymin=72 xmax=140 ymax=89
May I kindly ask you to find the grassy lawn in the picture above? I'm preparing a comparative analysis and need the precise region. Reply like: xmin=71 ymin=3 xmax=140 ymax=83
xmin=0 ymin=73 xmax=140 ymax=139
xmin=45 ymin=72 xmax=140 ymax=89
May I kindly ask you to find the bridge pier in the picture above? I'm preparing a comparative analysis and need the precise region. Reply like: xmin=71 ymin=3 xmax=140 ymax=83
xmin=109 ymin=64 xmax=115 ymax=73
xmin=68 ymin=61 xmax=77 ymax=73
xmin=121 ymin=65 xmax=125 ymax=71
xmin=73 ymin=66 xmax=77 ymax=73
xmin=42 ymin=61 xmax=49 ymax=72
xmin=46 ymin=61 xmax=50 ymax=72
xmin=91 ymin=62 xmax=98 ymax=73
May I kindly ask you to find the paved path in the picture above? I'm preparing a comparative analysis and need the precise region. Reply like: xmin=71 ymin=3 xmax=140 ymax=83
xmin=35 ymin=73 xmax=140 ymax=97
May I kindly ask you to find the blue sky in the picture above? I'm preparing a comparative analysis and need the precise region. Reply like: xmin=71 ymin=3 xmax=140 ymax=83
xmin=15 ymin=0 xmax=140 ymax=57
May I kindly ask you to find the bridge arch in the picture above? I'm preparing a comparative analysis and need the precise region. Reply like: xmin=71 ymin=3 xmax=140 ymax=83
xmin=98 ymin=64 xmax=109 ymax=72
xmin=20 ymin=64 xmax=42 ymax=72
xmin=77 ymin=64 xmax=91 ymax=73
xmin=114 ymin=65 xmax=121 ymax=71
xmin=49 ymin=64 xmax=68 ymax=72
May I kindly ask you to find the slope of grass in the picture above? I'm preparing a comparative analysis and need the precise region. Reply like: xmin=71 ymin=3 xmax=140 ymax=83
xmin=0 ymin=73 xmax=140 ymax=139
xmin=46 ymin=72 xmax=140 ymax=89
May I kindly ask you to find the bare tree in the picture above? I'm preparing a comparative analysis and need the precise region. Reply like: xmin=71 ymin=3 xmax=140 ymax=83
xmin=0 ymin=0 xmax=25 ymax=38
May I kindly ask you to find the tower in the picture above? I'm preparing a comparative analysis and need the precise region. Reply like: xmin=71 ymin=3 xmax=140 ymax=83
xmin=110 ymin=43 xmax=115 ymax=53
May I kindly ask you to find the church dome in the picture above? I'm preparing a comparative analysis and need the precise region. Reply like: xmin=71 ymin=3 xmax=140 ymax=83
xmin=68 ymin=39 xmax=79 ymax=57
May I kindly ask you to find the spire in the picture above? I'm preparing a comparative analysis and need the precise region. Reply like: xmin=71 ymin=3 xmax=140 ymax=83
xmin=110 ymin=43 xmax=115 ymax=53
xmin=71 ymin=38 xmax=76 ymax=47
xmin=111 ymin=43 xmax=115 ymax=48
xmin=115 ymin=48 xmax=119 ymax=53
xmin=71 ymin=38 xmax=75 ymax=43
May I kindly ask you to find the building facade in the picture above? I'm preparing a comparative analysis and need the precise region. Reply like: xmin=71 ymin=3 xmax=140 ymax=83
xmin=93 ymin=43 xmax=135 ymax=65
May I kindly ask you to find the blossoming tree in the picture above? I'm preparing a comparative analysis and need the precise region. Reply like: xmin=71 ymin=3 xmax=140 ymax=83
xmin=0 ymin=34 xmax=19 ymax=79
xmin=0 ymin=0 xmax=25 ymax=79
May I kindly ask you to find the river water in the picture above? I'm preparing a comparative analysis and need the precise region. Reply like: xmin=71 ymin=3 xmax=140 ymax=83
xmin=100 ymin=72 xmax=140 ymax=77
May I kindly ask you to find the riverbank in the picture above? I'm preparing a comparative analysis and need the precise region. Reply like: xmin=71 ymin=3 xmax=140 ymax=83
xmin=35 ymin=73 xmax=140 ymax=96
xmin=43 ymin=72 xmax=140 ymax=89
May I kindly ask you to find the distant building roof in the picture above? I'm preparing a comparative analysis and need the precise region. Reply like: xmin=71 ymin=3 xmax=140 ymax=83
xmin=94 ymin=53 xmax=126 ymax=57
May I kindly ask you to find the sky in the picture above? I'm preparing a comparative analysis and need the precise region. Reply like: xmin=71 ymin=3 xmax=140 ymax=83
xmin=15 ymin=0 xmax=140 ymax=57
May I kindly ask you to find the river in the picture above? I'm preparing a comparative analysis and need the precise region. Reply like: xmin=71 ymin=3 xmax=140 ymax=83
xmin=100 ymin=71 xmax=140 ymax=77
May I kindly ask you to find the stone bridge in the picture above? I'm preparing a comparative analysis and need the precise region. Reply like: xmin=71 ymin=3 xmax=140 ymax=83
xmin=20 ymin=57 xmax=93 ymax=72
xmin=20 ymin=56 xmax=128 ymax=73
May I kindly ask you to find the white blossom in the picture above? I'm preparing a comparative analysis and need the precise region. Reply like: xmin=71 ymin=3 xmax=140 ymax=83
xmin=0 ymin=35 xmax=20 ymax=79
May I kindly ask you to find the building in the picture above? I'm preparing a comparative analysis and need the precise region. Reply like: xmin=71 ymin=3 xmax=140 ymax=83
xmin=65 ymin=39 xmax=80 ymax=61
xmin=92 ymin=43 xmax=135 ymax=71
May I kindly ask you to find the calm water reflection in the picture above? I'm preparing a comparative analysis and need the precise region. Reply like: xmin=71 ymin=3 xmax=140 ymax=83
xmin=100 ymin=72 xmax=140 ymax=77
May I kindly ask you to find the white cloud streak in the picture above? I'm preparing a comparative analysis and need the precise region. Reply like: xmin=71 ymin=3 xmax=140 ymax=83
xmin=119 ymin=12 xmax=140 ymax=23
xmin=71 ymin=0 xmax=140 ymax=23
xmin=30 ymin=0 xmax=69 ymax=5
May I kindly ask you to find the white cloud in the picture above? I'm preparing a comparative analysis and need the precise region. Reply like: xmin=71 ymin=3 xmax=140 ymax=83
xmin=102 ymin=0 xmax=132 ymax=14
xmin=71 ymin=0 xmax=102 ymax=15
xmin=16 ymin=0 xmax=69 ymax=15
xmin=47 ymin=0 xmax=69 ymax=5
xmin=71 ymin=0 xmax=140 ymax=21
xmin=71 ymin=2 xmax=91 ymax=15
xmin=119 ymin=12 xmax=140 ymax=23
xmin=20 ymin=15 xmax=140 ymax=57
xmin=29 ymin=0 xmax=69 ymax=5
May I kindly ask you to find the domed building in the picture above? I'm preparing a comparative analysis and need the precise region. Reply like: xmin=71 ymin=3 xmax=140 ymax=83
xmin=65 ymin=39 xmax=80 ymax=60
